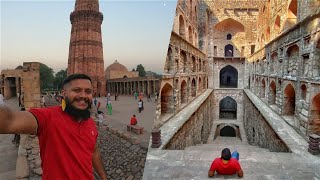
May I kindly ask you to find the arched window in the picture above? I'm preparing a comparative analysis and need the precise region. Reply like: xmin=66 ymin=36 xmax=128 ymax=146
xmin=227 ymin=34 xmax=232 ymax=40
xmin=283 ymin=84 xmax=295 ymax=116
xmin=219 ymin=96 xmax=237 ymax=119
xmin=225 ymin=44 xmax=234 ymax=57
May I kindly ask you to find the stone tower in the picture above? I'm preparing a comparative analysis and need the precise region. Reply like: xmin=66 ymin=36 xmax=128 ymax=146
xmin=67 ymin=0 xmax=106 ymax=96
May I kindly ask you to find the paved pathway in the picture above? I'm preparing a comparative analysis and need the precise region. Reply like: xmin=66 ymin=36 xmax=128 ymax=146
xmin=94 ymin=96 xmax=156 ymax=147
xmin=0 ymin=97 xmax=20 ymax=180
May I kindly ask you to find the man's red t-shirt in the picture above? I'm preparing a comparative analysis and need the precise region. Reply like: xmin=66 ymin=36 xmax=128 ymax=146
xmin=130 ymin=117 xmax=137 ymax=125
xmin=29 ymin=106 xmax=98 ymax=180
xmin=209 ymin=158 xmax=241 ymax=175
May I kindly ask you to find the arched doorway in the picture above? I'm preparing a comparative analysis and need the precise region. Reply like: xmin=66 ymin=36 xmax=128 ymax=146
xmin=301 ymin=84 xmax=307 ymax=100
xmin=180 ymin=80 xmax=187 ymax=104
xmin=220 ymin=126 xmax=236 ymax=137
xmin=310 ymin=93 xmax=320 ymax=134
xmin=191 ymin=78 xmax=196 ymax=97
xmin=269 ymin=81 xmax=276 ymax=104
xmin=261 ymin=79 xmax=266 ymax=98
xmin=283 ymin=84 xmax=295 ymax=115
xmin=181 ymin=51 xmax=187 ymax=73
xmin=219 ymin=96 xmax=237 ymax=119
xmin=220 ymin=65 xmax=238 ymax=88
xmin=179 ymin=15 xmax=185 ymax=38
xmin=225 ymin=44 xmax=234 ymax=57
xmin=161 ymin=83 xmax=173 ymax=114
xmin=166 ymin=47 xmax=173 ymax=73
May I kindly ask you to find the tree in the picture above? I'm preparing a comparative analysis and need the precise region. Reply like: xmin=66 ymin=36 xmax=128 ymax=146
xmin=54 ymin=69 xmax=67 ymax=90
xmin=136 ymin=64 xmax=146 ymax=77
xmin=132 ymin=68 xmax=136 ymax=71
xmin=40 ymin=63 xmax=55 ymax=90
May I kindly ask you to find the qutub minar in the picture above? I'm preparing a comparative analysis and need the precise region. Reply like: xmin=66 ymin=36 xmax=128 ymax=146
xmin=67 ymin=0 xmax=106 ymax=96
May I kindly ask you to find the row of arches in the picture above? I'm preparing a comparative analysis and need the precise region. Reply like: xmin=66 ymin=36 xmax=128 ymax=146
xmin=252 ymin=77 xmax=320 ymax=120
xmin=161 ymin=76 xmax=207 ymax=114
xmin=178 ymin=15 xmax=198 ymax=46
xmin=166 ymin=46 xmax=206 ymax=74
xmin=252 ymin=42 xmax=319 ymax=78
xmin=258 ymin=0 xmax=297 ymax=45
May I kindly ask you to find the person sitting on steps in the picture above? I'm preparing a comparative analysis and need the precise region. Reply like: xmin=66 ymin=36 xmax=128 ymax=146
xmin=130 ymin=115 xmax=137 ymax=125
xmin=208 ymin=148 xmax=243 ymax=178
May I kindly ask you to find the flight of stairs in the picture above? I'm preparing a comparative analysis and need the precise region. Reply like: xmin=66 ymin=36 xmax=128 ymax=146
xmin=143 ymin=136 xmax=320 ymax=179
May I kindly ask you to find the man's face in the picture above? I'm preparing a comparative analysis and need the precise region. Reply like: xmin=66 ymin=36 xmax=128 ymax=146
xmin=62 ymin=79 xmax=93 ymax=110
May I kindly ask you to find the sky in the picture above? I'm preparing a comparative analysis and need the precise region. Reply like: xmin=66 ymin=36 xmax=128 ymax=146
xmin=0 ymin=0 xmax=177 ymax=74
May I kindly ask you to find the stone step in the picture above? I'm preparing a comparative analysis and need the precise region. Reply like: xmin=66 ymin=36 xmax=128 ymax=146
xmin=185 ymin=145 xmax=270 ymax=153
xmin=0 ymin=170 xmax=16 ymax=180
xmin=143 ymin=152 xmax=320 ymax=179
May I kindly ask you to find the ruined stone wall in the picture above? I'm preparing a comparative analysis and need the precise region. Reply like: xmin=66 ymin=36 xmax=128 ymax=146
xmin=16 ymin=62 xmax=42 ymax=180
xmin=243 ymin=93 xmax=290 ymax=152
xmin=247 ymin=10 xmax=320 ymax=137
xmin=164 ymin=92 xmax=214 ymax=150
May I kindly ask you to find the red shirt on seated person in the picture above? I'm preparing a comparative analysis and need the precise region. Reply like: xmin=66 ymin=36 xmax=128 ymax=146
xmin=130 ymin=115 xmax=137 ymax=125
xmin=208 ymin=148 xmax=243 ymax=177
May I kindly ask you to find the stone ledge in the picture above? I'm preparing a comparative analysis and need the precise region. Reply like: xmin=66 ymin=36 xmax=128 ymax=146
xmin=244 ymin=89 xmax=320 ymax=163
xmin=156 ymin=89 xmax=214 ymax=150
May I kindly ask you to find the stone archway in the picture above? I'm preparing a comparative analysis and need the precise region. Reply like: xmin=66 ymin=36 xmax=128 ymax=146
xmin=166 ymin=47 xmax=173 ymax=73
xmin=161 ymin=83 xmax=173 ymax=114
xmin=283 ymin=84 xmax=295 ymax=115
xmin=219 ymin=96 xmax=237 ymax=119
xmin=220 ymin=65 xmax=238 ymax=88
xmin=220 ymin=126 xmax=236 ymax=137
xmin=179 ymin=15 xmax=185 ymax=38
xmin=180 ymin=80 xmax=187 ymax=104
xmin=261 ymin=79 xmax=266 ymax=98
xmin=310 ymin=93 xmax=320 ymax=134
xmin=269 ymin=81 xmax=276 ymax=104
xmin=191 ymin=78 xmax=196 ymax=97
xmin=181 ymin=51 xmax=187 ymax=73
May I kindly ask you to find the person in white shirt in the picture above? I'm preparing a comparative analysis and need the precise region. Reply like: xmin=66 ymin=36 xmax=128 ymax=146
xmin=138 ymin=100 xmax=143 ymax=113
xmin=0 ymin=92 xmax=4 ymax=105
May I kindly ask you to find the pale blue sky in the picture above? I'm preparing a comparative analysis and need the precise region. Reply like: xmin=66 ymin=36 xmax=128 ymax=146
xmin=1 ymin=0 xmax=177 ymax=74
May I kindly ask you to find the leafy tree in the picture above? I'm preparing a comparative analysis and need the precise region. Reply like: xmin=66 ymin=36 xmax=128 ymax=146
xmin=136 ymin=64 xmax=146 ymax=77
xmin=132 ymin=68 xmax=136 ymax=71
xmin=40 ymin=63 xmax=55 ymax=90
xmin=54 ymin=69 xmax=67 ymax=90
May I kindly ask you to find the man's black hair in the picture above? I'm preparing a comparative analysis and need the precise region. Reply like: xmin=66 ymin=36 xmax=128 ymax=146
xmin=62 ymin=74 xmax=92 ymax=88
xmin=221 ymin=148 xmax=231 ymax=160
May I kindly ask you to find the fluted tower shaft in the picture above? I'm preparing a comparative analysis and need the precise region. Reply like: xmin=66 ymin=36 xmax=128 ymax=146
xmin=67 ymin=0 xmax=106 ymax=96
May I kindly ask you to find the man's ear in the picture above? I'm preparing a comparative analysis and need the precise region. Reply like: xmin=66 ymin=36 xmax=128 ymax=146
xmin=61 ymin=89 xmax=66 ymax=97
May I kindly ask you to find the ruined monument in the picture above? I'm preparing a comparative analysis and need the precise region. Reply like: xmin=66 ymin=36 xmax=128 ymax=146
xmin=145 ymin=0 xmax=320 ymax=179
xmin=67 ymin=0 xmax=106 ymax=96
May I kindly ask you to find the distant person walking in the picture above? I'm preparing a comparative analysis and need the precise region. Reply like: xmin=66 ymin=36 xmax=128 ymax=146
xmin=0 ymin=92 xmax=4 ymax=106
xmin=107 ymin=102 xmax=113 ymax=115
xmin=41 ymin=96 xmax=46 ymax=107
xmin=138 ymin=100 xmax=143 ymax=113
xmin=94 ymin=97 xmax=97 ymax=106
xmin=97 ymin=101 xmax=101 ymax=111
xmin=147 ymin=93 xmax=152 ymax=102
xmin=107 ymin=92 xmax=110 ymax=99
xmin=134 ymin=92 xmax=138 ymax=100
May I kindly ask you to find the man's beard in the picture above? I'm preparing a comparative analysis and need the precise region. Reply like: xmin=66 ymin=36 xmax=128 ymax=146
xmin=64 ymin=96 xmax=92 ymax=121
